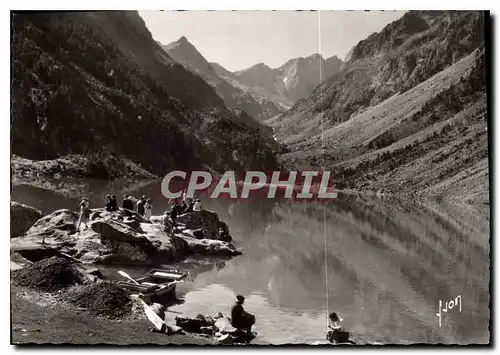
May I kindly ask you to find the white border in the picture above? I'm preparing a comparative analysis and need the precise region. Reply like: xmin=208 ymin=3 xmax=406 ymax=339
xmin=2 ymin=1 xmax=498 ymax=355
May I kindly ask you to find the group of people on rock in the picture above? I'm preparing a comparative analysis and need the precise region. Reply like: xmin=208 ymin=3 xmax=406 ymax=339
xmin=76 ymin=190 xmax=204 ymax=234
xmin=162 ymin=191 xmax=202 ymax=235
xmin=75 ymin=194 xmax=155 ymax=232
xmin=119 ymin=194 xmax=153 ymax=219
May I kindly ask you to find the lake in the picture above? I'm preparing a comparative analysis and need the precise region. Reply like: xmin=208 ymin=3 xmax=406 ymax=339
xmin=11 ymin=178 xmax=490 ymax=345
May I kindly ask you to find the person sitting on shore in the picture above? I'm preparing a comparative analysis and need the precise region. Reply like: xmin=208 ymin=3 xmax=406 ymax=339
xmin=137 ymin=196 xmax=146 ymax=216
xmin=193 ymin=198 xmax=202 ymax=211
xmin=122 ymin=194 xmax=134 ymax=211
xmin=230 ymin=295 xmax=255 ymax=334
xmin=144 ymin=198 xmax=153 ymax=220
xmin=326 ymin=312 xmax=346 ymax=343
xmin=328 ymin=312 xmax=343 ymax=330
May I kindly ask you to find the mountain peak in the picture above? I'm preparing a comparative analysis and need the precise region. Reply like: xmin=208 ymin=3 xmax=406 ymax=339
xmin=162 ymin=37 xmax=217 ymax=80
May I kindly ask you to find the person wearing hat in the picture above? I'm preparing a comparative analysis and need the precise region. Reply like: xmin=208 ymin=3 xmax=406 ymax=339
xmin=230 ymin=295 xmax=255 ymax=333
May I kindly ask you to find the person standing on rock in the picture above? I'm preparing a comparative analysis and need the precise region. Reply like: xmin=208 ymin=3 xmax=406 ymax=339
xmin=230 ymin=295 xmax=255 ymax=334
xmin=193 ymin=198 xmax=202 ymax=211
xmin=144 ymin=198 xmax=153 ymax=220
xmin=77 ymin=199 xmax=90 ymax=232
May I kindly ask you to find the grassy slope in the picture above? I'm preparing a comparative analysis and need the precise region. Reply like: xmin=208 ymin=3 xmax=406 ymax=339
xmin=11 ymin=286 xmax=214 ymax=345
xmin=272 ymin=48 xmax=488 ymax=204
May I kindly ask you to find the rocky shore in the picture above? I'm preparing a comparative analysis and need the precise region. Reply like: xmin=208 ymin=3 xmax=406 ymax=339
xmin=11 ymin=154 xmax=157 ymax=180
xmin=10 ymin=202 xmax=241 ymax=266
xmin=10 ymin=201 xmax=243 ymax=345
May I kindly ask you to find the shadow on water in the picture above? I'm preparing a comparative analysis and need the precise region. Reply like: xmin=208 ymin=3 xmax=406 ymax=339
xmin=11 ymin=178 xmax=490 ymax=345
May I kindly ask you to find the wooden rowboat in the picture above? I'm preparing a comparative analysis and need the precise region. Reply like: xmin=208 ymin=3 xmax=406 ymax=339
xmin=117 ymin=269 xmax=187 ymax=299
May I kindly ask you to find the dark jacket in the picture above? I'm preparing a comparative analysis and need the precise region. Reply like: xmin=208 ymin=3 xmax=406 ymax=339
xmin=231 ymin=302 xmax=255 ymax=329
xmin=110 ymin=198 xmax=119 ymax=211
xmin=137 ymin=200 xmax=145 ymax=216
xmin=185 ymin=202 xmax=194 ymax=213
xmin=105 ymin=200 xmax=114 ymax=212
xmin=170 ymin=205 xmax=183 ymax=220
xmin=122 ymin=199 xmax=134 ymax=211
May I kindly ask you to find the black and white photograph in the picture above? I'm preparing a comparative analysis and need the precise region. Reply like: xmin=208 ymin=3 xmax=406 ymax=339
xmin=9 ymin=7 xmax=491 ymax=346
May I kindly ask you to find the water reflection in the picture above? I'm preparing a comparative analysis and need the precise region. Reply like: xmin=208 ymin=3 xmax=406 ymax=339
xmin=11 ymin=178 xmax=490 ymax=344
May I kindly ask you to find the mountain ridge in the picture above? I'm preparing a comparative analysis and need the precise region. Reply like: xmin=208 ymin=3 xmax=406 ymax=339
xmin=269 ymin=10 xmax=488 ymax=204
xmin=11 ymin=11 xmax=279 ymax=176
xmin=162 ymin=37 xmax=285 ymax=121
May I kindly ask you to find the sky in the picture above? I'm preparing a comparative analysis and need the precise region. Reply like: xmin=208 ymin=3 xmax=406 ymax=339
xmin=139 ymin=10 xmax=405 ymax=72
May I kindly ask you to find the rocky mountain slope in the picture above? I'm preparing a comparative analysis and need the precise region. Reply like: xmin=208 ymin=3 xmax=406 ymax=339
xmin=269 ymin=11 xmax=488 ymax=204
xmin=234 ymin=54 xmax=343 ymax=107
xmin=11 ymin=11 xmax=278 ymax=177
xmin=162 ymin=37 xmax=284 ymax=121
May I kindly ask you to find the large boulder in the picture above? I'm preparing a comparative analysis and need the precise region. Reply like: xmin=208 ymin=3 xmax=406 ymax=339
xmin=20 ymin=209 xmax=79 ymax=246
xmin=90 ymin=219 xmax=149 ymax=244
xmin=140 ymin=223 xmax=189 ymax=262
xmin=11 ymin=207 xmax=242 ymax=265
xmin=10 ymin=202 xmax=43 ymax=237
xmin=176 ymin=210 xmax=220 ymax=239
xmin=74 ymin=229 xmax=149 ymax=265
xmin=180 ymin=235 xmax=242 ymax=257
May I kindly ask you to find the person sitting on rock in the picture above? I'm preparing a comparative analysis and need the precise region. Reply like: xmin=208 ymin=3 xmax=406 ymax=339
xmin=179 ymin=199 xmax=187 ymax=214
xmin=137 ymin=196 xmax=146 ymax=216
xmin=328 ymin=312 xmax=343 ymax=330
xmin=184 ymin=198 xmax=194 ymax=213
xmin=230 ymin=295 xmax=255 ymax=334
xmin=105 ymin=194 xmax=114 ymax=212
xmin=77 ymin=199 xmax=90 ymax=232
xmin=163 ymin=211 xmax=174 ymax=236
xmin=193 ymin=198 xmax=202 ymax=211
xmin=110 ymin=195 xmax=119 ymax=211
xmin=122 ymin=194 xmax=134 ymax=211
xmin=326 ymin=312 xmax=346 ymax=343
xmin=218 ymin=228 xmax=232 ymax=242
xmin=169 ymin=201 xmax=183 ymax=227
xmin=144 ymin=198 xmax=153 ymax=220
